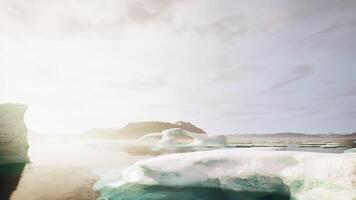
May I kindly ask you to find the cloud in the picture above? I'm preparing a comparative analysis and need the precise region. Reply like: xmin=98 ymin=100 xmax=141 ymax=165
xmin=126 ymin=0 xmax=176 ymax=23
xmin=264 ymin=65 xmax=314 ymax=93
xmin=316 ymin=86 xmax=356 ymax=100
xmin=195 ymin=15 xmax=246 ymax=42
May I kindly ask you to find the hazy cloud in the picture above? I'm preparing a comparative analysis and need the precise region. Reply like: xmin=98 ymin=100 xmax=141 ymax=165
xmin=265 ymin=65 xmax=314 ymax=92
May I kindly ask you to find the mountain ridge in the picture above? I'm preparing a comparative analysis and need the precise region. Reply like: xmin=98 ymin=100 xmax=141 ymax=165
xmin=231 ymin=132 xmax=356 ymax=138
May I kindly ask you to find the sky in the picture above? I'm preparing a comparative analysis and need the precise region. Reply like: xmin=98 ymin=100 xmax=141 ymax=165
xmin=1 ymin=0 xmax=356 ymax=134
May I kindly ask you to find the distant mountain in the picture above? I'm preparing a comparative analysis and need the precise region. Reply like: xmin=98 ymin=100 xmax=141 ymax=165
xmin=232 ymin=132 xmax=356 ymax=138
xmin=83 ymin=121 xmax=206 ymax=139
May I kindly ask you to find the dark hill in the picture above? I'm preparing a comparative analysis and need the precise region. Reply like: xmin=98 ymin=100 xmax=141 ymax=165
xmin=83 ymin=121 xmax=206 ymax=139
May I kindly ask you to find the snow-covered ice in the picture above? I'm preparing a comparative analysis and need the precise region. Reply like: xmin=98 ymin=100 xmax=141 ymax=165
xmin=95 ymin=149 xmax=356 ymax=200
xmin=344 ymin=148 xmax=356 ymax=153
xmin=135 ymin=128 xmax=228 ymax=153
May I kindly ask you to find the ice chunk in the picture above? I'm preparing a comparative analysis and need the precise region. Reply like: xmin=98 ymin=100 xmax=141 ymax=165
xmin=0 ymin=103 xmax=29 ymax=164
xmin=136 ymin=128 xmax=227 ymax=151
xmin=95 ymin=149 xmax=356 ymax=200
xmin=344 ymin=148 xmax=356 ymax=153
xmin=158 ymin=128 xmax=227 ymax=147
xmin=320 ymin=143 xmax=346 ymax=148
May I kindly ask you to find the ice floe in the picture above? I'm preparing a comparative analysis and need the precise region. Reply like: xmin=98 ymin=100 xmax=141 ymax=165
xmin=320 ymin=143 xmax=346 ymax=148
xmin=344 ymin=148 xmax=356 ymax=153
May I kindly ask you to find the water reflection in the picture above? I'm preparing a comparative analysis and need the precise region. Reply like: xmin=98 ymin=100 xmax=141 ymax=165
xmin=0 ymin=163 xmax=26 ymax=200
xmin=98 ymin=184 xmax=291 ymax=200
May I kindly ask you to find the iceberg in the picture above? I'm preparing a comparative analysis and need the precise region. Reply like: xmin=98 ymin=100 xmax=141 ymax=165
xmin=95 ymin=149 xmax=356 ymax=200
xmin=0 ymin=103 xmax=29 ymax=164
xmin=135 ymin=128 xmax=227 ymax=152
xmin=157 ymin=128 xmax=227 ymax=147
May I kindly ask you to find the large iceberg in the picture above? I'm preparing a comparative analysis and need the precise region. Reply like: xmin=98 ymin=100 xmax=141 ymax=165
xmin=95 ymin=149 xmax=356 ymax=200
xmin=0 ymin=103 xmax=29 ymax=164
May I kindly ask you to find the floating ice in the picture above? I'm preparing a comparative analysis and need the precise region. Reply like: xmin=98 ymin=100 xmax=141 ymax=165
xmin=95 ymin=149 xmax=356 ymax=200
xmin=298 ymin=143 xmax=325 ymax=147
xmin=134 ymin=128 xmax=228 ymax=153
xmin=320 ymin=143 xmax=346 ymax=148
xmin=159 ymin=128 xmax=227 ymax=146
xmin=344 ymin=148 xmax=356 ymax=153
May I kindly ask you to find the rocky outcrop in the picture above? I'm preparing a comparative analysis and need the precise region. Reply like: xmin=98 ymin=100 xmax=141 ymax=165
xmin=0 ymin=103 xmax=29 ymax=164
xmin=116 ymin=121 xmax=206 ymax=139
xmin=84 ymin=121 xmax=206 ymax=139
